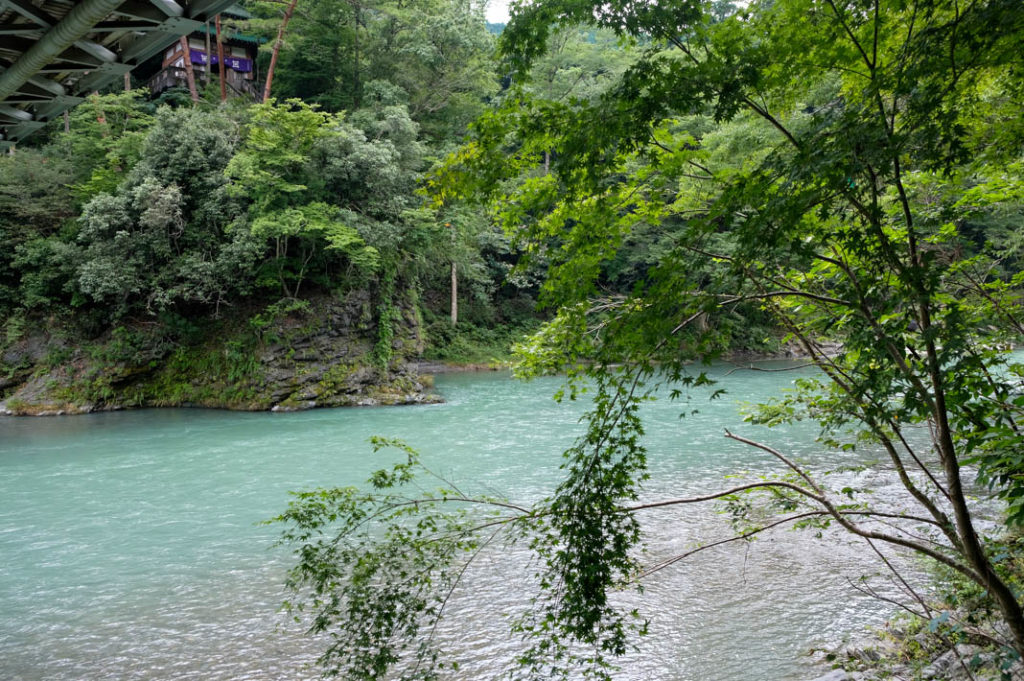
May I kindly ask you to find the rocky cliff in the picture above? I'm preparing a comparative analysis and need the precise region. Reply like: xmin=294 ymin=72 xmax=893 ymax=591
xmin=0 ymin=293 xmax=439 ymax=416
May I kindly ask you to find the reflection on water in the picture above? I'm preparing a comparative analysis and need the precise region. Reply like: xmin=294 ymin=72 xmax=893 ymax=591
xmin=0 ymin=363 xmax=926 ymax=680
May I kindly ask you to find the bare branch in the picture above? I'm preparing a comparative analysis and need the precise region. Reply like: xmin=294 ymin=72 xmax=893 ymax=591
xmin=724 ymin=429 xmax=824 ymax=495
xmin=634 ymin=511 xmax=823 ymax=580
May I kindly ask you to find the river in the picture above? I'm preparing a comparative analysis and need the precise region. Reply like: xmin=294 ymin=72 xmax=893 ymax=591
xmin=0 ymin=362 xmax=926 ymax=680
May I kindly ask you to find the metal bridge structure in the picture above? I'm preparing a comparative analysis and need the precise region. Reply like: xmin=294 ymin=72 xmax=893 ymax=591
xmin=0 ymin=0 xmax=237 ymax=146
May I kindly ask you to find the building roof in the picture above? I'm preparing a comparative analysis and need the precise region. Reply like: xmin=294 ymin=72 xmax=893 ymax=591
xmin=194 ymin=22 xmax=264 ymax=45
xmin=220 ymin=3 xmax=248 ymax=19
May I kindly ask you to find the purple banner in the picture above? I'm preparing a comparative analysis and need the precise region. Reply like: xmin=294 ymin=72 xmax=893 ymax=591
xmin=224 ymin=56 xmax=252 ymax=73
xmin=189 ymin=50 xmax=253 ymax=73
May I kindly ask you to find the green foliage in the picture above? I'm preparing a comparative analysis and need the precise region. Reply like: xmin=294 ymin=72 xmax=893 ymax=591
xmin=373 ymin=269 xmax=400 ymax=368
xmin=56 ymin=91 xmax=156 ymax=202
xmin=511 ymin=25 xmax=635 ymax=105
xmin=250 ymin=202 xmax=380 ymax=295
xmin=513 ymin=365 xmax=651 ymax=680
xmin=227 ymin=99 xmax=439 ymax=298
xmin=46 ymin=314 xmax=267 ymax=409
xmin=72 ymin=104 xmax=263 ymax=320
xmin=247 ymin=0 xmax=497 ymax=140
xmin=837 ymin=534 xmax=1024 ymax=680
xmin=423 ymin=0 xmax=1024 ymax=673
xmin=249 ymin=298 xmax=311 ymax=340
xmin=422 ymin=316 xmax=538 ymax=363
xmin=0 ymin=150 xmax=77 ymax=314
xmin=0 ymin=13 xmax=518 ymax=354
xmin=3 ymin=312 xmax=27 ymax=347
xmin=272 ymin=439 xmax=521 ymax=680
xmin=225 ymin=98 xmax=332 ymax=212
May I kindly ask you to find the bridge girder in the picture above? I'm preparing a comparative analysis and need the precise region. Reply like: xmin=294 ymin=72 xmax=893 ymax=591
xmin=0 ymin=0 xmax=240 ymax=146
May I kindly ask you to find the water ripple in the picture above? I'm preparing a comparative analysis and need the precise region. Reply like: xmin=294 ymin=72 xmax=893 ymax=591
xmin=0 ymin=363 xmax=935 ymax=680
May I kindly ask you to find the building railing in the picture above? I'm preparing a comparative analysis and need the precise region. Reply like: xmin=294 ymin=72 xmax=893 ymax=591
xmin=144 ymin=66 xmax=261 ymax=101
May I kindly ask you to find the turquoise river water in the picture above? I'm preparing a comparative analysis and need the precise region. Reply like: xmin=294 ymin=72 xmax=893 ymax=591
xmin=1 ymin=362 xmax=927 ymax=680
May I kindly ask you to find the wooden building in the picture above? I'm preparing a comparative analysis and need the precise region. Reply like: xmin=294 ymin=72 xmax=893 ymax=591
xmin=145 ymin=5 xmax=262 ymax=100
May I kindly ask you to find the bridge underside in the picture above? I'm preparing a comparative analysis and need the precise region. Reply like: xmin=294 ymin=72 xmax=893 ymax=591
xmin=0 ymin=0 xmax=238 ymax=146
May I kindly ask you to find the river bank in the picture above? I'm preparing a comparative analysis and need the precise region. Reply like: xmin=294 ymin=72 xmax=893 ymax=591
xmin=806 ymin=531 xmax=1024 ymax=681
xmin=808 ymin=612 xmax=1024 ymax=681
xmin=1 ymin=296 xmax=842 ymax=418
xmin=0 ymin=293 xmax=440 ymax=416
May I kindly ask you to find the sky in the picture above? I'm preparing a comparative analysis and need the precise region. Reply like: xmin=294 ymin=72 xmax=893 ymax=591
xmin=485 ymin=0 xmax=511 ymax=23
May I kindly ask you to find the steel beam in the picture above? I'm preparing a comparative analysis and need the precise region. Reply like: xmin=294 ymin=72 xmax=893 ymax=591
xmin=31 ymin=94 xmax=84 ymax=119
xmin=5 ymin=120 xmax=46 ymax=137
xmin=0 ymin=66 xmax=66 ymax=97
xmin=114 ymin=0 xmax=179 ymax=21
xmin=73 ymin=61 xmax=132 ymax=92
xmin=2 ymin=39 xmax=111 ymax=68
xmin=72 ymin=40 xmax=119 ymax=63
xmin=11 ymin=81 xmax=56 ymax=97
xmin=0 ymin=0 xmax=58 ymax=26
xmin=147 ymin=0 xmax=185 ymax=18
xmin=0 ymin=23 xmax=45 ymax=35
xmin=48 ymin=44 xmax=107 ymax=66
xmin=0 ymin=0 xmax=241 ymax=141
xmin=118 ymin=18 xmax=202 ymax=63
xmin=91 ymin=20 xmax=163 ymax=31
xmin=26 ymin=74 xmax=65 ymax=96
xmin=0 ymin=104 xmax=33 ymax=121
xmin=0 ymin=0 xmax=129 ymax=102
xmin=36 ymin=62 xmax=102 ymax=72
xmin=186 ymin=0 xmax=238 ymax=19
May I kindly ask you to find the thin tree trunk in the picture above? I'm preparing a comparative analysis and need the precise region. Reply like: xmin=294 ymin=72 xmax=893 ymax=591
xmin=448 ymin=221 xmax=458 ymax=325
xmin=263 ymin=0 xmax=299 ymax=102
xmin=123 ymin=72 xmax=131 ymax=91
xmin=352 ymin=1 xmax=361 ymax=106
xmin=180 ymin=36 xmax=199 ymax=103
xmin=92 ymin=91 xmax=106 ymax=128
xmin=924 ymin=332 xmax=1024 ymax=656
xmin=203 ymin=20 xmax=212 ymax=86
xmin=215 ymin=15 xmax=227 ymax=102
xmin=450 ymin=262 xmax=458 ymax=326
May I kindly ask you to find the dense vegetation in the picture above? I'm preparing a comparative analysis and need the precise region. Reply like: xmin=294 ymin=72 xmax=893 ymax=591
xmin=3 ymin=0 xmax=1024 ymax=678
xmin=273 ymin=0 xmax=1024 ymax=679
xmin=0 ymin=1 xmax=534 ymax=408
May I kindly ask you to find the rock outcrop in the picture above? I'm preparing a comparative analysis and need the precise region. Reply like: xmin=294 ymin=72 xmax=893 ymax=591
xmin=0 ymin=293 xmax=440 ymax=416
xmin=807 ymin=627 xmax=1023 ymax=681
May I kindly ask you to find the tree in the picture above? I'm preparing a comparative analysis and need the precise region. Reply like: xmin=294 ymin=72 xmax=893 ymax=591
xmin=263 ymin=0 xmax=301 ymax=102
xmin=55 ymin=90 xmax=155 ymax=203
xmin=225 ymin=99 xmax=380 ymax=297
xmin=0 ymin=149 xmax=76 ymax=314
xmin=276 ymin=0 xmax=1024 ymax=678
xmin=73 ymin=107 xmax=261 ymax=319
xmin=511 ymin=24 xmax=633 ymax=105
xmin=246 ymin=0 xmax=497 ymax=140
